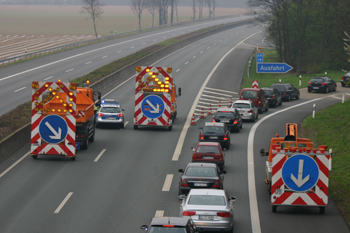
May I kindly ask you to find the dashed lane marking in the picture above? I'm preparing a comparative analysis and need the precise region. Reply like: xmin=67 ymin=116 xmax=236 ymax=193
xmin=155 ymin=210 xmax=164 ymax=217
xmin=162 ymin=174 xmax=174 ymax=191
xmin=185 ymin=62 xmax=188 ymax=65
xmin=14 ymin=87 xmax=26 ymax=92
xmin=94 ymin=149 xmax=106 ymax=162
xmin=176 ymin=69 xmax=180 ymax=72
xmin=193 ymin=56 xmax=196 ymax=58
xmin=102 ymin=55 xmax=108 ymax=58
xmin=66 ymin=68 xmax=74 ymax=72
xmin=85 ymin=61 xmax=92 ymax=64
xmin=44 ymin=76 xmax=53 ymax=80
xmin=54 ymin=192 xmax=73 ymax=214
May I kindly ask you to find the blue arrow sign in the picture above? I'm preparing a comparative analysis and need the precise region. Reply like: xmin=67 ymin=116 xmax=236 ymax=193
xmin=141 ymin=95 xmax=165 ymax=119
xmin=282 ymin=154 xmax=319 ymax=192
xmin=257 ymin=63 xmax=293 ymax=73
xmin=257 ymin=53 xmax=263 ymax=63
xmin=39 ymin=115 xmax=68 ymax=144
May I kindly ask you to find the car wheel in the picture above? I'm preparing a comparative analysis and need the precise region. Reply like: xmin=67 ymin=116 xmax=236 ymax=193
xmin=272 ymin=206 xmax=277 ymax=213
xmin=240 ymin=122 xmax=242 ymax=129
xmin=334 ymin=85 xmax=337 ymax=92
xmin=226 ymin=143 xmax=230 ymax=150
xmin=287 ymin=95 xmax=291 ymax=101
xmin=168 ymin=125 xmax=173 ymax=131
xmin=96 ymin=123 xmax=99 ymax=128
xmin=32 ymin=155 xmax=37 ymax=159
xmin=258 ymin=108 xmax=262 ymax=114
xmin=236 ymin=127 xmax=240 ymax=133
xmin=70 ymin=157 xmax=76 ymax=161
xmin=273 ymin=102 xmax=277 ymax=108
xmin=325 ymin=87 xmax=329 ymax=93
xmin=252 ymin=115 xmax=256 ymax=122
xmin=120 ymin=123 xmax=125 ymax=129
xmin=320 ymin=207 xmax=325 ymax=215
xmin=81 ymin=136 xmax=88 ymax=150
xmin=296 ymin=93 xmax=300 ymax=100
xmin=265 ymin=106 xmax=268 ymax=112
xmin=279 ymin=99 xmax=282 ymax=106
xmin=308 ymin=89 xmax=311 ymax=93
xmin=88 ymin=129 xmax=95 ymax=142
xmin=341 ymin=82 xmax=345 ymax=87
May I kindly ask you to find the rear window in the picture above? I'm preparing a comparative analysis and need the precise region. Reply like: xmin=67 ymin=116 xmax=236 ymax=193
xmin=149 ymin=227 xmax=186 ymax=233
xmin=241 ymin=90 xmax=258 ymax=99
xmin=345 ymin=72 xmax=350 ymax=76
xmin=185 ymin=167 xmax=218 ymax=177
xmin=100 ymin=107 xmax=121 ymax=113
xmin=196 ymin=145 xmax=220 ymax=154
xmin=188 ymin=195 xmax=226 ymax=206
xmin=232 ymin=103 xmax=250 ymax=108
xmin=216 ymin=111 xmax=235 ymax=118
xmin=311 ymin=78 xmax=325 ymax=82
xmin=203 ymin=126 xmax=225 ymax=134
xmin=270 ymin=85 xmax=286 ymax=91
xmin=263 ymin=90 xmax=272 ymax=95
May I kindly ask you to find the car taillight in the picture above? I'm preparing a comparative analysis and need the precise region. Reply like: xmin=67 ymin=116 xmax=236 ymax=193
xmin=212 ymin=118 xmax=216 ymax=123
xmin=181 ymin=179 xmax=188 ymax=187
xmin=224 ymin=135 xmax=228 ymax=140
xmin=98 ymin=113 xmax=104 ymax=117
xmin=271 ymin=95 xmax=274 ymax=99
xmin=77 ymin=135 xmax=85 ymax=138
xmin=321 ymin=82 xmax=326 ymax=85
xmin=183 ymin=211 xmax=196 ymax=216
xmin=212 ymin=180 xmax=220 ymax=188
xmin=219 ymin=155 xmax=223 ymax=161
xmin=118 ymin=113 xmax=124 ymax=117
xmin=258 ymin=101 xmax=261 ymax=105
xmin=248 ymin=110 xmax=253 ymax=113
xmin=233 ymin=119 xmax=238 ymax=124
xmin=283 ymin=91 xmax=287 ymax=95
xmin=217 ymin=212 xmax=230 ymax=217
xmin=192 ymin=154 xmax=197 ymax=160
xmin=308 ymin=81 xmax=312 ymax=84
xmin=200 ymin=134 xmax=204 ymax=140
xmin=341 ymin=77 xmax=344 ymax=80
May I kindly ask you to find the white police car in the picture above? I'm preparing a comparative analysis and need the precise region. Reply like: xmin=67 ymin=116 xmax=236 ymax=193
xmin=96 ymin=99 xmax=125 ymax=128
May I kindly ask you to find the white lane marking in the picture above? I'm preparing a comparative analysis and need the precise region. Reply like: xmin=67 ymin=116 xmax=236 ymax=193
xmin=185 ymin=62 xmax=188 ymax=65
xmin=207 ymin=47 xmax=210 ymax=49
xmin=117 ymin=51 xmax=122 ymax=53
xmin=66 ymin=68 xmax=74 ymax=72
xmin=0 ymin=152 xmax=29 ymax=179
xmin=153 ymin=39 xmax=157 ymax=41
xmin=155 ymin=210 xmax=164 ymax=217
xmin=200 ymin=51 xmax=203 ymax=53
xmin=193 ymin=56 xmax=196 ymax=58
xmin=102 ymin=55 xmax=108 ymax=58
xmin=176 ymin=69 xmax=180 ymax=72
xmin=201 ymin=94 xmax=230 ymax=100
xmin=44 ymin=76 xmax=53 ymax=80
xmin=163 ymin=37 xmax=167 ymax=38
xmin=214 ymin=43 xmax=216 ymax=45
xmin=330 ymin=95 xmax=342 ymax=100
xmin=171 ymin=32 xmax=258 ymax=161
xmin=162 ymin=174 xmax=174 ymax=191
xmin=130 ymin=46 xmax=135 ymax=49
xmin=142 ymin=43 xmax=146 ymax=45
xmin=205 ymin=87 xmax=238 ymax=94
xmin=94 ymin=149 xmax=106 ymax=162
xmin=203 ymin=90 xmax=233 ymax=97
xmin=85 ymin=61 xmax=92 ymax=64
xmin=54 ymin=192 xmax=73 ymax=214
xmin=14 ymin=87 xmax=26 ymax=92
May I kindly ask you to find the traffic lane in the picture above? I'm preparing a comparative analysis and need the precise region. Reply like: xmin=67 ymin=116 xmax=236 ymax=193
xmin=254 ymin=97 xmax=350 ymax=233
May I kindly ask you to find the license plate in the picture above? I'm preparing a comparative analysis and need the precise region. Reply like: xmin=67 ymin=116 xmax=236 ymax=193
xmin=199 ymin=215 xmax=214 ymax=220
xmin=108 ymin=117 xmax=116 ymax=120
xmin=313 ymin=87 xmax=319 ymax=89
xmin=210 ymin=136 xmax=218 ymax=139
xmin=194 ymin=183 xmax=207 ymax=187
xmin=202 ymin=156 xmax=214 ymax=159
xmin=76 ymin=142 xmax=80 ymax=150
xmin=222 ymin=120 xmax=230 ymax=123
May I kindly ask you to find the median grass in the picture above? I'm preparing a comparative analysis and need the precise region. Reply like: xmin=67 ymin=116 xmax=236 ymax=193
xmin=299 ymin=100 xmax=350 ymax=225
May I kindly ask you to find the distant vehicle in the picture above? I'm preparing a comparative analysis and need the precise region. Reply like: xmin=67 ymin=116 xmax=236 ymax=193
xmin=231 ymin=100 xmax=258 ymax=122
xmin=239 ymin=88 xmax=268 ymax=113
xmin=261 ymin=87 xmax=282 ymax=107
xmin=308 ymin=76 xmax=337 ymax=93
xmin=96 ymin=99 xmax=125 ymax=129
xmin=141 ymin=217 xmax=199 ymax=233
xmin=179 ymin=189 xmax=236 ymax=232
xmin=212 ymin=108 xmax=242 ymax=132
xmin=270 ymin=83 xmax=300 ymax=101
xmin=199 ymin=122 xmax=231 ymax=150
xmin=341 ymin=72 xmax=350 ymax=87
xmin=178 ymin=163 xmax=225 ymax=195
xmin=191 ymin=142 xmax=225 ymax=170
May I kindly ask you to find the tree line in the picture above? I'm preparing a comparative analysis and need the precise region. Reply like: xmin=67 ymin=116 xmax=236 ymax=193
xmin=248 ymin=0 xmax=350 ymax=73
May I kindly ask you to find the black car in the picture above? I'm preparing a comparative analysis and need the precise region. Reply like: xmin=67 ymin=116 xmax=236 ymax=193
xmin=199 ymin=122 xmax=231 ymax=149
xmin=212 ymin=108 xmax=243 ymax=132
xmin=141 ymin=217 xmax=199 ymax=233
xmin=261 ymin=87 xmax=282 ymax=107
xmin=178 ymin=163 xmax=225 ymax=195
xmin=308 ymin=76 xmax=337 ymax=93
xmin=270 ymin=83 xmax=300 ymax=101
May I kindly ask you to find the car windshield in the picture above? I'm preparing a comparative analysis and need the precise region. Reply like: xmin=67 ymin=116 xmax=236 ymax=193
xmin=203 ymin=126 xmax=225 ymax=134
xmin=345 ymin=72 xmax=350 ymax=76
xmin=100 ymin=107 xmax=121 ymax=113
xmin=270 ymin=85 xmax=286 ymax=91
xmin=216 ymin=111 xmax=234 ymax=118
xmin=232 ymin=103 xmax=250 ymax=109
xmin=196 ymin=145 xmax=220 ymax=154
xmin=241 ymin=90 xmax=258 ymax=99
xmin=185 ymin=167 xmax=217 ymax=177
xmin=263 ymin=90 xmax=272 ymax=95
xmin=188 ymin=195 xmax=226 ymax=206
xmin=149 ymin=226 xmax=186 ymax=233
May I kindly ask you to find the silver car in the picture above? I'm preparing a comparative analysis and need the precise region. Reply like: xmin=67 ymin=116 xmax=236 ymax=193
xmin=96 ymin=99 xmax=125 ymax=128
xmin=179 ymin=189 xmax=236 ymax=232
xmin=231 ymin=100 xmax=258 ymax=122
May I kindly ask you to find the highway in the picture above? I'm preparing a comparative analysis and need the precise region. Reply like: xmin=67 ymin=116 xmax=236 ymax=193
xmin=0 ymin=16 xmax=249 ymax=116
xmin=0 ymin=22 xmax=350 ymax=233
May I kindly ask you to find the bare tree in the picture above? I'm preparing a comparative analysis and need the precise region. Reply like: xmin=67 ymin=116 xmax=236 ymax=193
xmin=158 ymin=0 xmax=171 ymax=25
xmin=192 ymin=0 xmax=196 ymax=20
xmin=206 ymin=0 xmax=212 ymax=17
xmin=147 ymin=0 xmax=158 ymax=27
xmin=81 ymin=0 xmax=105 ymax=38
xmin=198 ymin=0 xmax=203 ymax=19
xmin=131 ymin=0 xmax=149 ymax=30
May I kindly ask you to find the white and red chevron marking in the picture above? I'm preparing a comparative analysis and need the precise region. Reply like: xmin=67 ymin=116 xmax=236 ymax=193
xmin=78 ymin=111 xmax=85 ymax=118
xmin=252 ymin=80 xmax=259 ymax=88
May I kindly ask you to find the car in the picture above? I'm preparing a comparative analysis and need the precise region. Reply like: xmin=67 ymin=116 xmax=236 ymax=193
xmin=239 ymin=88 xmax=268 ymax=113
xmin=231 ymin=100 xmax=258 ymax=122
xmin=341 ymin=72 xmax=350 ymax=87
xmin=191 ymin=142 xmax=225 ymax=171
xmin=261 ymin=87 xmax=282 ymax=107
xmin=179 ymin=189 xmax=236 ymax=233
xmin=178 ymin=163 xmax=226 ymax=195
xmin=308 ymin=76 xmax=337 ymax=93
xmin=141 ymin=217 xmax=200 ymax=233
xmin=270 ymin=83 xmax=300 ymax=101
xmin=96 ymin=99 xmax=125 ymax=128
xmin=199 ymin=122 xmax=231 ymax=150
xmin=212 ymin=108 xmax=242 ymax=132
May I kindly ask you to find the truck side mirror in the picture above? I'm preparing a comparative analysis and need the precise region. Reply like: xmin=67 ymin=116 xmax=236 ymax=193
xmin=260 ymin=148 xmax=268 ymax=156
xmin=178 ymin=87 xmax=181 ymax=96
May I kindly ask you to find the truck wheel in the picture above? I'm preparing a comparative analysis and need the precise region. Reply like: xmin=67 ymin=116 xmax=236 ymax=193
xmin=341 ymin=82 xmax=345 ymax=87
xmin=268 ymin=182 xmax=271 ymax=195
xmin=70 ymin=157 xmax=76 ymax=161
xmin=168 ymin=125 xmax=172 ymax=131
xmin=82 ymin=136 xmax=89 ymax=150
xmin=272 ymin=206 xmax=277 ymax=212
xmin=320 ymin=207 xmax=325 ymax=214
xmin=134 ymin=125 xmax=138 ymax=130
xmin=32 ymin=155 xmax=37 ymax=159
xmin=120 ymin=123 xmax=124 ymax=129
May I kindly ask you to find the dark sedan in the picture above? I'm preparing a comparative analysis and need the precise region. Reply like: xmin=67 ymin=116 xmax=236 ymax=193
xmin=178 ymin=163 xmax=225 ymax=195
xmin=308 ymin=76 xmax=337 ymax=93
xmin=199 ymin=122 xmax=231 ymax=149
xmin=212 ymin=108 xmax=243 ymax=132
xmin=261 ymin=87 xmax=282 ymax=107
xmin=270 ymin=83 xmax=300 ymax=101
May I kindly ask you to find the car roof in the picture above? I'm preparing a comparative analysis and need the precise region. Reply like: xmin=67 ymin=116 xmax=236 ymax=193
xmin=216 ymin=108 xmax=235 ymax=112
xmin=233 ymin=100 xmax=252 ymax=104
xmin=186 ymin=163 xmax=218 ymax=168
xmin=197 ymin=142 xmax=221 ymax=146
xmin=312 ymin=76 xmax=327 ymax=79
xmin=188 ymin=189 xmax=225 ymax=195
xmin=261 ymin=87 xmax=273 ymax=90
xmin=204 ymin=122 xmax=224 ymax=127
xmin=150 ymin=217 xmax=189 ymax=226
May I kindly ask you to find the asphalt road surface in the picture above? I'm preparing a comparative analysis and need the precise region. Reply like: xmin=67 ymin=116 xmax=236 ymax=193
xmin=0 ymin=23 xmax=349 ymax=233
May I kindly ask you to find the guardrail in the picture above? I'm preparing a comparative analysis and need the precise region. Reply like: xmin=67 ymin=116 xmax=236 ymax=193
xmin=0 ymin=15 xmax=238 ymax=66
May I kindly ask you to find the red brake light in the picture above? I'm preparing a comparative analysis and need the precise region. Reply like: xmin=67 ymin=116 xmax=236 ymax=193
xmin=258 ymin=101 xmax=261 ymax=104
xmin=212 ymin=180 xmax=220 ymax=188
xmin=183 ymin=211 xmax=196 ymax=216
xmin=308 ymin=81 xmax=312 ymax=84
xmin=200 ymin=134 xmax=204 ymax=140
xmin=217 ymin=212 xmax=230 ymax=217
xmin=248 ymin=110 xmax=253 ymax=113
xmin=98 ymin=113 xmax=104 ymax=117
xmin=321 ymin=82 xmax=326 ymax=85
xmin=271 ymin=95 xmax=274 ymax=99
xmin=220 ymin=111 xmax=231 ymax=113
xmin=224 ymin=135 xmax=228 ymax=140
xmin=118 ymin=113 xmax=124 ymax=117
xmin=212 ymin=118 xmax=216 ymax=123
xmin=181 ymin=179 xmax=188 ymax=187
xmin=163 ymin=225 xmax=174 ymax=227
xmin=283 ymin=92 xmax=286 ymax=95
xmin=341 ymin=77 xmax=344 ymax=80
xmin=233 ymin=119 xmax=238 ymax=124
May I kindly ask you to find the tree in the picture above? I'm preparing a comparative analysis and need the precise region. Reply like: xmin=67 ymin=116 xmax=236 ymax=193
xmin=147 ymin=0 xmax=158 ymax=27
xmin=192 ymin=0 xmax=196 ymax=20
xmin=130 ymin=0 xmax=149 ymax=30
xmin=198 ymin=0 xmax=203 ymax=19
xmin=81 ymin=0 xmax=105 ymax=38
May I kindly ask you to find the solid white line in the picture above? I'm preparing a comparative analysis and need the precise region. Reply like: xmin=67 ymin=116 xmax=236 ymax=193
xmin=94 ymin=149 xmax=106 ymax=162
xmin=54 ymin=192 xmax=73 ymax=214
xmin=85 ymin=61 xmax=92 ymax=65
xmin=205 ymin=87 xmax=238 ymax=94
xmin=154 ymin=39 xmax=157 ymax=41
xmin=44 ymin=76 xmax=53 ymax=80
xmin=102 ymin=55 xmax=108 ymax=58
xmin=14 ymin=87 xmax=26 ymax=92
xmin=185 ymin=62 xmax=188 ymax=65
xmin=207 ymin=47 xmax=210 ymax=49
xmin=162 ymin=174 xmax=174 ymax=191
xmin=200 ymin=51 xmax=203 ymax=53
xmin=155 ymin=210 xmax=164 ymax=217
xmin=66 ymin=68 xmax=74 ymax=72
xmin=214 ymin=43 xmax=216 ymax=45
xmin=203 ymin=90 xmax=233 ymax=97
xmin=176 ymin=69 xmax=180 ymax=72
xmin=193 ymin=56 xmax=196 ymax=58
xmin=171 ymin=32 xmax=258 ymax=161
xmin=0 ymin=152 xmax=29 ymax=179
xmin=117 ymin=51 xmax=122 ymax=53
xmin=130 ymin=46 xmax=135 ymax=49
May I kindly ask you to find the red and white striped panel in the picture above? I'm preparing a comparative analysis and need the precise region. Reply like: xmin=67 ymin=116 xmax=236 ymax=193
xmin=31 ymin=81 xmax=76 ymax=157
xmin=134 ymin=66 xmax=172 ymax=127
xmin=252 ymin=80 xmax=259 ymax=88
xmin=271 ymin=151 xmax=330 ymax=207
xmin=78 ymin=111 xmax=85 ymax=118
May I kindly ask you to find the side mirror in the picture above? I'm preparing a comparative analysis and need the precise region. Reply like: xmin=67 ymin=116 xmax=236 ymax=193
xmin=198 ymin=127 xmax=203 ymax=130
xmin=196 ymin=228 xmax=204 ymax=232
xmin=191 ymin=146 xmax=195 ymax=152
xmin=221 ymin=170 xmax=227 ymax=174
xmin=179 ymin=195 xmax=186 ymax=200
xmin=140 ymin=225 xmax=148 ymax=231
xmin=178 ymin=169 xmax=184 ymax=173
xmin=122 ymin=109 xmax=125 ymax=111
xmin=229 ymin=196 xmax=236 ymax=201
xmin=178 ymin=87 xmax=181 ymax=96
